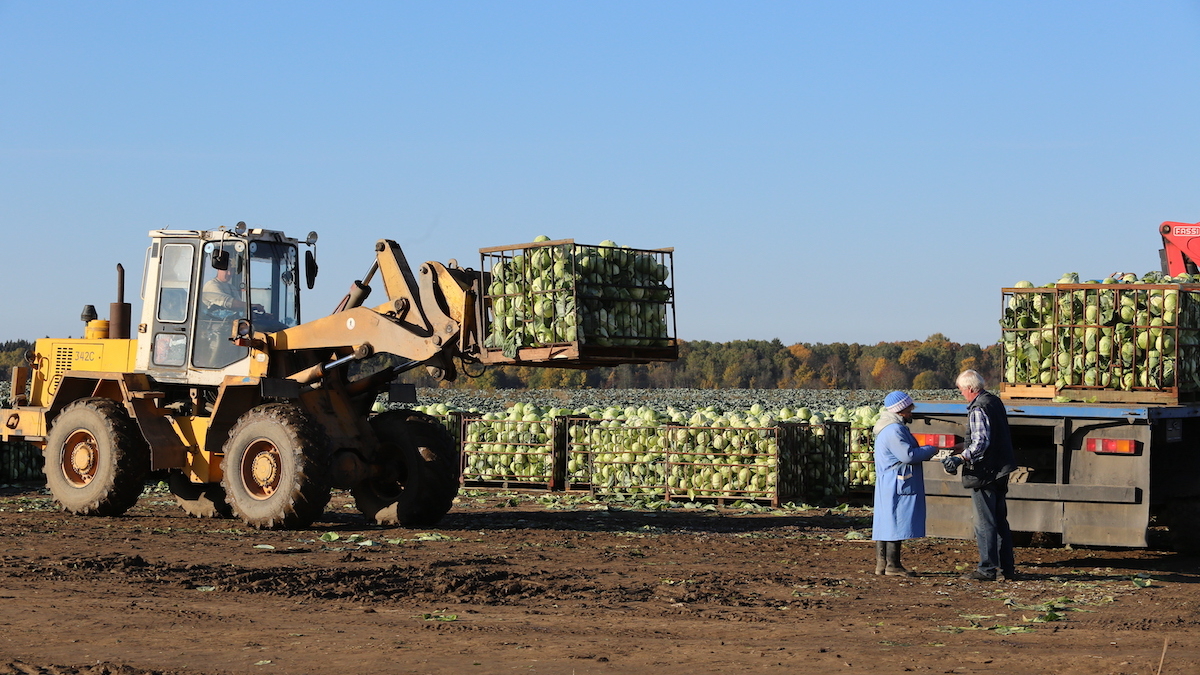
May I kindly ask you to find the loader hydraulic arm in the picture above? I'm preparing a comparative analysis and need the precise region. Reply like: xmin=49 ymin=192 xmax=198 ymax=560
xmin=264 ymin=239 xmax=479 ymax=382
xmin=1160 ymin=221 xmax=1200 ymax=276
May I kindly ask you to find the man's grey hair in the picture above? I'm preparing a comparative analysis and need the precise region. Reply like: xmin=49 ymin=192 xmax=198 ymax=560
xmin=956 ymin=369 xmax=986 ymax=392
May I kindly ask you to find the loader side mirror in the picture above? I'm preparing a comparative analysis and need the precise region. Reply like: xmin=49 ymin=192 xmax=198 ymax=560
xmin=305 ymin=250 xmax=318 ymax=289
xmin=211 ymin=249 xmax=230 ymax=271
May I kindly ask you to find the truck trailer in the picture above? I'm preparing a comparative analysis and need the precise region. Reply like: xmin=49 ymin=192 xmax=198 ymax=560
xmin=913 ymin=219 xmax=1200 ymax=551
xmin=914 ymin=400 xmax=1200 ymax=550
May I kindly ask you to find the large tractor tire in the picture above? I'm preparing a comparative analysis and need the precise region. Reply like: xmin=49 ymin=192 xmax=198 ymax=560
xmin=220 ymin=403 xmax=332 ymax=529
xmin=43 ymin=397 xmax=150 ymax=516
xmin=168 ymin=470 xmax=233 ymax=518
xmin=352 ymin=410 xmax=461 ymax=527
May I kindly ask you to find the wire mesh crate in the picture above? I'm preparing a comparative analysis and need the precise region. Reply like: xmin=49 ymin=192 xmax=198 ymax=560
xmin=846 ymin=425 xmax=876 ymax=491
xmin=997 ymin=283 xmax=1200 ymax=403
xmin=459 ymin=415 xmax=559 ymax=489
xmin=564 ymin=419 xmax=850 ymax=505
xmin=999 ymin=287 xmax=1058 ymax=390
xmin=477 ymin=239 xmax=678 ymax=367
xmin=0 ymin=440 xmax=42 ymax=483
xmin=1054 ymin=284 xmax=1200 ymax=402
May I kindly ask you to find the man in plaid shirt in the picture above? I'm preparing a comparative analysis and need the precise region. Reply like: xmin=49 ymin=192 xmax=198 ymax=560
xmin=943 ymin=370 xmax=1019 ymax=581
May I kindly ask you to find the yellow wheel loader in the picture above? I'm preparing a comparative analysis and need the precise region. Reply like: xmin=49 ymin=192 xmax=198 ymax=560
xmin=1 ymin=223 xmax=676 ymax=529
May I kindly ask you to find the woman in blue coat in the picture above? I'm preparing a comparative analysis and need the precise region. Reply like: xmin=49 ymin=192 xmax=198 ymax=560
xmin=872 ymin=391 xmax=938 ymax=576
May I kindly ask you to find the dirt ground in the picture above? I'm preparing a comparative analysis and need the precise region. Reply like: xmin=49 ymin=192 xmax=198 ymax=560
xmin=0 ymin=484 xmax=1196 ymax=675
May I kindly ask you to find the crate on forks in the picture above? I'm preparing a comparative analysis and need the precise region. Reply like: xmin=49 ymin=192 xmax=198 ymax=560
xmin=478 ymin=239 xmax=678 ymax=367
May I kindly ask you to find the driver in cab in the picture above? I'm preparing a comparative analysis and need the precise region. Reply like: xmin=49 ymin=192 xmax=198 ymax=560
xmin=202 ymin=259 xmax=288 ymax=332
xmin=202 ymin=265 xmax=255 ymax=320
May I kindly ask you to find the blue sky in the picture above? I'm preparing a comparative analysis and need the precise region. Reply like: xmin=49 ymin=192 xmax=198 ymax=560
xmin=3 ymin=1 xmax=1200 ymax=346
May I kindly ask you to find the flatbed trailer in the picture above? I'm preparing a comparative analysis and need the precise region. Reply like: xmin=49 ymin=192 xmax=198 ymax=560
xmin=912 ymin=400 xmax=1200 ymax=550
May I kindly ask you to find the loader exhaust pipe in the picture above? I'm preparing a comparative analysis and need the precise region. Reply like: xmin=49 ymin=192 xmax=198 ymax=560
xmin=109 ymin=264 xmax=132 ymax=339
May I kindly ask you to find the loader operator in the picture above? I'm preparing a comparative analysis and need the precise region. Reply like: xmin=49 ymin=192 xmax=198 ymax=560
xmin=194 ymin=263 xmax=252 ymax=368
xmin=202 ymin=265 xmax=250 ymax=320
xmin=202 ymin=263 xmax=285 ymax=330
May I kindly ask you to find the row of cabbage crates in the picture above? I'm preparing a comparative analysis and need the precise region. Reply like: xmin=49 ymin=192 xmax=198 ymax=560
xmin=434 ymin=413 xmax=851 ymax=505
xmin=0 ymin=420 xmax=882 ymax=501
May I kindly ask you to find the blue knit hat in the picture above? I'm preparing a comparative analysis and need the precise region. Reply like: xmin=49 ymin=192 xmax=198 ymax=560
xmin=883 ymin=391 xmax=914 ymax=413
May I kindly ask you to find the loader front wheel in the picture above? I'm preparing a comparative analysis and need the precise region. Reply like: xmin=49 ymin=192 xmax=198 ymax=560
xmin=352 ymin=410 xmax=460 ymax=527
xmin=169 ymin=470 xmax=233 ymax=518
xmin=43 ymin=397 xmax=149 ymax=516
xmin=221 ymin=404 xmax=331 ymax=529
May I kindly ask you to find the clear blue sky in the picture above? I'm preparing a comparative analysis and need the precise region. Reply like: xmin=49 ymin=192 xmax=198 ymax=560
xmin=3 ymin=1 xmax=1199 ymax=346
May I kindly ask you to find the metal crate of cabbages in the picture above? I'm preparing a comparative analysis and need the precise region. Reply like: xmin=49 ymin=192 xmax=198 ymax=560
xmin=0 ymin=440 xmax=42 ymax=482
xmin=777 ymin=421 xmax=850 ymax=502
xmin=999 ymin=286 xmax=1058 ymax=389
xmin=477 ymin=239 xmax=678 ymax=368
xmin=846 ymin=426 xmax=876 ymax=491
xmin=1054 ymin=283 xmax=1200 ymax=403
xmin=459 ymin=414 xmax=566 ymax=490
xmin=565 ymin=419 xmax=850 ymax=506
xmin=1000 ymin=283 xmax=1200 ymax=404
xmin=565 ymin=419 xmax=668 ymax=498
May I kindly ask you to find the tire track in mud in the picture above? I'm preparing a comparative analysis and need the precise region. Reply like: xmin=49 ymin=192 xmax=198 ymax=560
xmin=0 ymin=662 xmax=187 ymax=675
xmin=0 ymin=552 xmax=822 ymax=611
xmin=0 ymin=552 xmax=647 ymax=606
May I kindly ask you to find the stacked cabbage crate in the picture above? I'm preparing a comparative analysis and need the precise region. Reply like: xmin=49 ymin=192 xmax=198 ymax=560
xmin=567 ymin=416 xmax=850 ymax=505
xmin=999 ymin=286 xmax=1058 ymax=387
xmin=0 ymin=441 xmax=41 ymax=482
xmin=834 ymin=405 xmax=883 ymax=489
xmin=481 ymin=237 xmax=674 ymax=355
xmin=459 ymin=403 xmax=559 ymax=488
xmin=778 ymin=421 xmax=850 ymax=503
xmin=569 ymin=420 xmax=669 ymax=498
xmin=1001 ymin=272 xmax=1200 ymax=402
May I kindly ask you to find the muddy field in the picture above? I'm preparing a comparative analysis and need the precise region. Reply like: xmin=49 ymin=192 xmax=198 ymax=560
xmin=0 ymin=484 xmax=1196 ymax=675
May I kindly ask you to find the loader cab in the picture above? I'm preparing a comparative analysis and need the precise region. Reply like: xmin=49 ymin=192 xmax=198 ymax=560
xmin=136 ymin=227 xmax=304 ymax=387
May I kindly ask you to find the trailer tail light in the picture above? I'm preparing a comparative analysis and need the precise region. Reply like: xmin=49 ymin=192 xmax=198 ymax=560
xmin=1085 ymin=438 xmax=1141 ymax=455
xmin=913 ymin=433 xmax=959 ymax=448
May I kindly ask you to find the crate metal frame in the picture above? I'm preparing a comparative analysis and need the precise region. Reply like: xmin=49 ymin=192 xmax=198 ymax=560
xmin=477 ymin=239 xmax=678 ymax=367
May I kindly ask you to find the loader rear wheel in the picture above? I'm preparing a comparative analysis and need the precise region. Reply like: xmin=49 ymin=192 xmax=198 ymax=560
xmin=169 ymin=470 xmax=233 ymax=518
xmin=220 ymin=403 xmax=331 ymax=529
xmin=43 ymin=397 xmax=149 ymax=516
xmin=352 ymin=410 xmax=460 ymax=527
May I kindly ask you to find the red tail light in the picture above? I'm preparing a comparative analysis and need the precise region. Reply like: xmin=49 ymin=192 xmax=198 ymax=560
xmin=1085 ymin=438 xmax=1140 ymax=455
xmin=913 ymin=433 xmax=959 ymax=448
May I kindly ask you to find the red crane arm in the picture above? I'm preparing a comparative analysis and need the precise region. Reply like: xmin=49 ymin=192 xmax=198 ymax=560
xmin=1160 ymin=221 xmax=1200 ymax=276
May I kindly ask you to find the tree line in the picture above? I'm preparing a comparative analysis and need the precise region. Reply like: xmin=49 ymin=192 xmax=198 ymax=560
xmin=0 ymin=341 xmax=32 ymax=382
xmin=0 ymin=335 xmax=1001 ymax=391
xmin=412 ymin=333 xmax=1001 ymax=390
